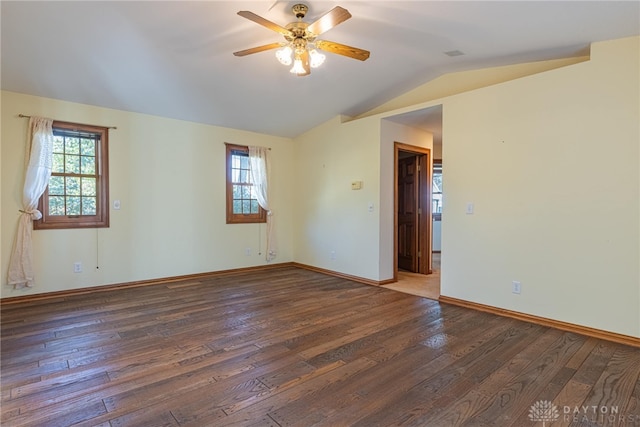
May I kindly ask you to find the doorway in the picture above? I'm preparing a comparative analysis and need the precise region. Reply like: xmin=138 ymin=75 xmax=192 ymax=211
xmin=394 ymin=142 xmax=431 ymax=279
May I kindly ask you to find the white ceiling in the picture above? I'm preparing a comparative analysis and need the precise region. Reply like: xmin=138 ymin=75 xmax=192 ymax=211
xmin=2 ymin=1 xmax=638 ymax=138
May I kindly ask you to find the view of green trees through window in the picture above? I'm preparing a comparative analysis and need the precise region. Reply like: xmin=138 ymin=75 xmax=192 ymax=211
xmin=231 ymin=150 xmax=260 ymax=215
xmin=49 ymin=130 xmax=98 ymax=216
xmin=225 ymin=143 xmax=265 ymax=224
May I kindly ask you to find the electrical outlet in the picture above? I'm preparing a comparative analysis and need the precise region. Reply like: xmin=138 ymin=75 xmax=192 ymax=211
xmin=330 ymin=251 xmax=336 ymax=260
xmin=245 ymin=248 xmax=251 ymax=256
xmin=512 ymin=280 xmax=521 ymax=294
xmin=74 ymin=262 xmax=82 ymax=273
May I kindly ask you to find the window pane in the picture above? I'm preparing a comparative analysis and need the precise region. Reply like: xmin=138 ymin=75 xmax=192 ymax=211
xmin=53 ymin=136 xmax=64 ymax=153
xmin=232 ymin=155 xmax=241 ymax=169
xmin=65 ymin=155 xmax=80 ymax=174
xmin=38 ymin=122 xmax=109 ymax=230
xmin=81 ymin=155 xmax=96 ymax=175
xmin=232 ymin=184 xmax=242 ymax=200
xmin=241 ymin=185 xmax=252 ymax=199
xmin=65 ymin=137 xmax=80 ymax=155
xmin=433 ymin=194 xmax=443 ymax=214
xmin=82 ymin=197 xmax=96 ymax=215
xmin=49 ymin=196 xmax=65 ymax=216
xmin=433 ymin=174 xmax=442 ymax=193
xmin=52 ymin=154 xmax=65 ymax=173
xmin=82 ymin=177 xmax=96 ymax=196
xmin=240 ymin=156 xmax=249 ymax=169
xmin=233 ymin=200 xmax=242 ymax=214
xmin=226 ymin=145 xmax=265 ymax=224
xmin=66 ymin=196 xmax=81 ymax=215
xmin=66 ymin=177 xmax=81 ymax=196
xmin=80 ymin=138 xmax=95 ymax=156
xmin=432 ymin=164 xmax=443 ymax=214
xmin=49 ymin=176 xmax=65 ymax=195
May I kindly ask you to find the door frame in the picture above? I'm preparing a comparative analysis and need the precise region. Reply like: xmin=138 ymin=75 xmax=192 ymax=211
xmin=394 ymin=142 xmax=432 ymax=280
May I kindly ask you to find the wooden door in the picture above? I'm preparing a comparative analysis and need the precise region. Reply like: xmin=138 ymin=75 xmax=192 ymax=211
xmin=398 ymin=155 xmax=418 ymax=272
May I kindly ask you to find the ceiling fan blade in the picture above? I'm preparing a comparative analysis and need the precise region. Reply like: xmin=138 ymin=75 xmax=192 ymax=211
xmin=306 ymin=6 xmax=352 ymax=37
xmin=237 ymin=11 xmax=292 ymax=36
xmin=315 ymin=40 xmax=370 ymax=61
xmin=233 ymin=42 xmax=283 ymax=57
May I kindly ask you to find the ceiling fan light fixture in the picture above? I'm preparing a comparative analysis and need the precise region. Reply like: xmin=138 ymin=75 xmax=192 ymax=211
xmin=309 ymin=49 xmax=326 ymax=68
xmin=290 ymin=57 xmax=306 ymax=74
xmin=276 ymin=45 xmax=293 ymax=65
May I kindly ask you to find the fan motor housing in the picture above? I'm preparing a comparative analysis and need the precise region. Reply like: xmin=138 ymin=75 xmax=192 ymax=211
xmin=292 ymin=4 xmax=308 ymax=19
xmin=285 ymin=22 xmax=313 ymax=41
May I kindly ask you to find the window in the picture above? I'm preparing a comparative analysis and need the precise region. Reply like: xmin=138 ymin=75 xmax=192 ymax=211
xmin=35 ymin=121 xmax=109 ymax=230
xmin=225 ymin=144 xmax=266 ymax=224
xmin=432 ymin=160 xmax=442 ymax=221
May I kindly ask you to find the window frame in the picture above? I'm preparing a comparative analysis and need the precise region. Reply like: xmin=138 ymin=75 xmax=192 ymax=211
xmin=225 ymin=143 xmax=266 ymax=224
xmin=34 ymin=121 xmax=109 ymax=230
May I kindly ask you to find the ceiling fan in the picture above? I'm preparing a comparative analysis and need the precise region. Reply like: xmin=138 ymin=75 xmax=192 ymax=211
xmin=233 ymin=3 xmax=370 ymax=76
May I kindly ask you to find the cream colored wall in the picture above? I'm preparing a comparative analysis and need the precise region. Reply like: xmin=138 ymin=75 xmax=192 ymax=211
xmin=1 ymin=91 xmax=294 ymax=297
xmin=440 ymin=36 xmax=639 ymax=337
xmin=432 ymin=142 xmax=442 ymax=160
xmin=292 ymin=116 xmax=382 ymax=280
xmin=359 ymin=56 xmax=589 ymax=119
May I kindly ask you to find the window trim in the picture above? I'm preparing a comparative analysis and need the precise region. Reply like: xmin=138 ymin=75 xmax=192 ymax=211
xmin=225 ymin=143 xmax=266 ymax=224
xmin=34 ymin=121 xmax=109 ymax=230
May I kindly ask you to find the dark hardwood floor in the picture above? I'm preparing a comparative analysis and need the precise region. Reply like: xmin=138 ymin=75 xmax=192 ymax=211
xmin=1 ymin=266 xmax=639 ymax=426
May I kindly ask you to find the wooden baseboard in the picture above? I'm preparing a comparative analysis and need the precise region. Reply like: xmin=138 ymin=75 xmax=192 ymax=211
xmin=1 ymin=262 xmax=391 ymax=305
xmin=439 ymin=295 xmax=640 ymax=348
xmin=0 ymin=262 xmax=296 ymax=305
xmin=291 ymin=263 xmax=395 ymax=287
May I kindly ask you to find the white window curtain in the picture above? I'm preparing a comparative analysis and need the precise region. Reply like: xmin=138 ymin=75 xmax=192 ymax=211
xmin=7 ymin=117 xmax=54 ymax=288
xmin=248 ymin=146 xmax=276 ymax=261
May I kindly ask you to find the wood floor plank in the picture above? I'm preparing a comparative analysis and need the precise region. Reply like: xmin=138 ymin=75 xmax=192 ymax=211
xmin=350 ymin=320 xmax=552 ymax=427
xmin=418 ymin=328 xmax=567 ymax=426
xmin=1 ymin=266 xmax=639 ymax=426
xmin=469 ymin=330 xmax=587 ymax=425
xmin=268 ymin=345 xmax=437 ymax=426
xmin=576 ymin=346 xmax=640 ymax=417
xmin=209 ymin=357 xmax=377 ymax=427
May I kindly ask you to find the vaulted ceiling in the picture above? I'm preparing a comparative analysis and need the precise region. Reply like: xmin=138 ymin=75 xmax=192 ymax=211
xmin=2 ymin=1 xmax=638 ymax=138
